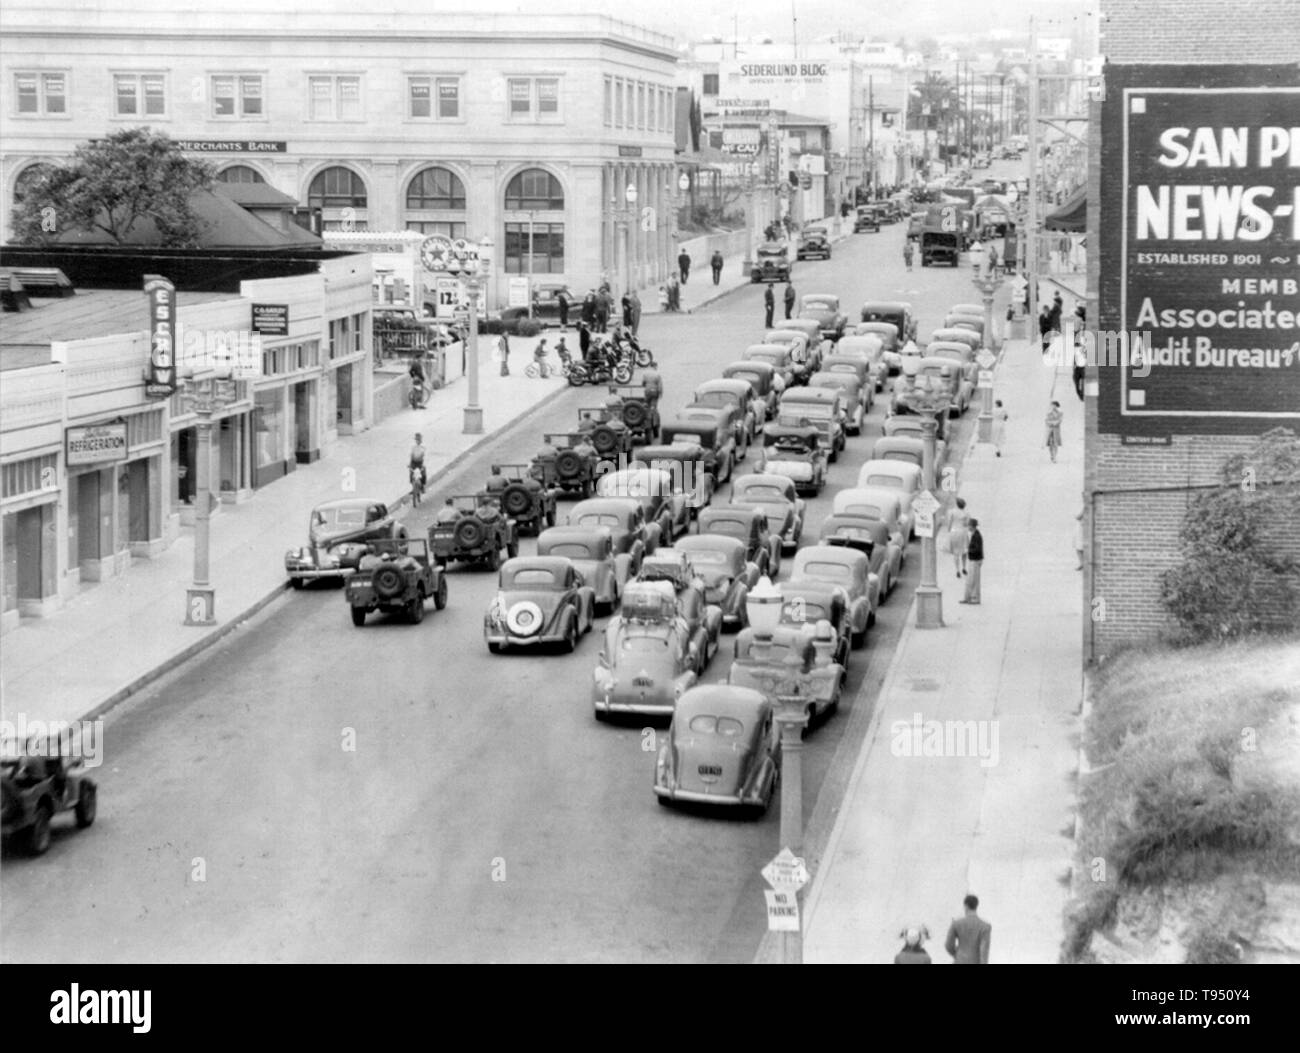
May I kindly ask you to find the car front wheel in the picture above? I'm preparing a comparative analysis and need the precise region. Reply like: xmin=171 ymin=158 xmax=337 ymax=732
xmin=27 ymin=803 xmax=52 ymax=855
xmin=75 ymin=783 xmax=97 ymax=828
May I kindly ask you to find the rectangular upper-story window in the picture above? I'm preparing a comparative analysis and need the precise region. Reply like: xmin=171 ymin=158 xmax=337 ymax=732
xmin=604 ymin=76 xmax=612 ymax=127
xmin=308 ymin=74 xmax=362 ymax=120
xmin=212 ymin=75 xmax=263 ymax=118
xmin=13 ymin=71 xmax=67 ymax=116
xmin=408 ymin=76 xmax=461 ymax=119
xmin=702 ymin=73 xmax=720 ymax=96
xmin=115 ymin=73 xmax=166 ymax=117
xmin=508 ymin=76 xmax=560 ymax=122
xmin=614 ymin=78 xmax=624 ymax=127
xmin=637 ymin=83 xmax=645 ymax=130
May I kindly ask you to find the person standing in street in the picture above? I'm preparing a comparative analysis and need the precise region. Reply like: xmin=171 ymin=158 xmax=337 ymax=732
xmin=621 ymin=291 xmax=634 ymax=329
xmin=945 ymin=497 xmax=970 ymax=578
xmin=944 ymin=895 xmax=991 ymax=963
xmin=903 ymin=239 xmax=914 ymax=271
xmin=764 ymin=284 xmax=775 ymax=328
xmin=556 ymin=288 xmax=570 ymax=329
xmin=582 ymin=290 xmax=597 ymax=328
xmin=783 ymin=280 xmax=796 ymax=320
xmin=629 ymin=289 xmax=642 ymax=335
xmin=993 ymin=399 xmax=1008 ymax=456
xmin=710 ymin=249 xmax=724 ymax=285
xmin=960 ymin=520 xmax=983 ymax=604
xmin=578 ymin=321 xmax=591 ymax=361
xmin=677 ymin=249 xmax=691 ymax=284
xmin=1045 ymin=400 xmax=1064 ymax=462
xmin=596 ymin=287 xmax=611 ymax=333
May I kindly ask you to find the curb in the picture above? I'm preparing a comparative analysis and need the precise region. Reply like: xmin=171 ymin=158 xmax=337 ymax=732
xmin=75 ymin=380 xmax=574 ymax=726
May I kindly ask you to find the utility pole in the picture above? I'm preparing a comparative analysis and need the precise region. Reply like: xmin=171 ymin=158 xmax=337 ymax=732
xmin=1027 ymin=15 xmax=1040 ymax=334
xmin=867 ymin=75 xmax=875 ymax=200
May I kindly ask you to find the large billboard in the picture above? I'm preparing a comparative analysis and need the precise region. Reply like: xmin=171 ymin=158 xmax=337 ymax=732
xmin=1097 ymin=65 xmax=1300 ymax=436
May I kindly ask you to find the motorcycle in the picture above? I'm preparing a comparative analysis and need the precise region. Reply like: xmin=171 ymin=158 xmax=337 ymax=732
xmin=568 ymin=349 xmax=633 ymax=387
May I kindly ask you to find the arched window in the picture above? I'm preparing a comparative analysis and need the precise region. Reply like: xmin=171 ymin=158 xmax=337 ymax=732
xmin=307 ymin=166 xmax=368 ymax=230
xmin=217 ymin=165 xmax=265 ymax=184
xmin=503 ymin=168 xmax=565 ymax=274
xmin=406 ymin=167 xmax=465 ymax=210
xmin=504 ymin=168 xmax=564 ymax=211
xmin=13 ymin=163 xmax=56 ymax=204
xmin=404 ymin=166 xmax=467 ymax=240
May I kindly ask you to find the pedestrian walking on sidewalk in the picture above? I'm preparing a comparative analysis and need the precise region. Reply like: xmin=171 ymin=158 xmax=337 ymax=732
xmin=710 ymin=250 xmax=724 ymax=285
xmin=764 ymin=285 xmax=775 ymax=328
xmin=903 ymin=240 xmax=914 ymax=271
xmin=678 ymin=249 xmax=691 ymax=284
xmin=497 ymin=332 xmax=510 ymax=376
xmin=945 ymin=497 xmax=970 ymax=577
xmin=783 ymin=281 xmax=796 ymax=320
xmin=667 ymin=275 xmax=681 ymax=312
xmin=960 ymin=521 xmax=983 ymax=604
xmin=629 ymin=290 xmax=642 ymax=335
xmin=993 ymin=399 xmax=1008 ymax=456
xmin=894 ymin=926 xmax=932 ymax=965
xmin=1045 ymin=400 xmax=1063 ymax=462
xmin=1075 ymin=508 xmax=1085 ymax=570
xmin=944 ymin=895 xmax=991 ymax=963
xmin=557 ymin=288 xmax=570 ymax=329
xmin=621 ymin=292 xmax=634 ymax=329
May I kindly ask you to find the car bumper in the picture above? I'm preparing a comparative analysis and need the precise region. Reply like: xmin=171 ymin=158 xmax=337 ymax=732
xmin=762 ymin=460 xmax=814 ymax=481
xmin=485 ymin=630 xmax=565 ymax=648
xmin=286 ymin=564 xmax=351 ymax=580
xmin=594 ymin=695 xmax=677 ymax=716
xmin=653 ymin=783 xmax=766 ymax=807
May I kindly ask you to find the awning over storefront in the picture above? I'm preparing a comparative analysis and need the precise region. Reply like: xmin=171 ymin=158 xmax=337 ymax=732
xmin=1044 ymin=187 xmax=1086 ymax=232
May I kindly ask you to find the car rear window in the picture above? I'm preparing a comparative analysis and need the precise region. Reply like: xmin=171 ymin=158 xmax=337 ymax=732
xmin=577 ymin=513 xmax=622 ymax=528
xmin=740 ymin=485 xmax=786 ymax=502
xmin=865 ymin=474 xmax=904 ymax=488
xmin=688 ymin=714 xmax=745 ymax=736
xmin=702 ymin=520 xmax=744 ymax=539
xmin=543 ymin=543 xmax=593 ymax=559
xmin=683 ymin=548 xmax=729 ymax=566
xmin=843 ymin=504 xmax=884 ymax=519
xmin=802 ymin=561 xmax=850 ymax=581
xmin=783 ymin=600 xmax=827 ymax=621
xmin=508 ymin=568 xmax=559 ymax=587
xmin=316 ymin=506 xmax=366 ymax=526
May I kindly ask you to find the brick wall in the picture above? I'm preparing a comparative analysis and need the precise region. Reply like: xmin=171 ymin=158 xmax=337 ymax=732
xmin=1100 ymin=1 xmax=1300 ymax=62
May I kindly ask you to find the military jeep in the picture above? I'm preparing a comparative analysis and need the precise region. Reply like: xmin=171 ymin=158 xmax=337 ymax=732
xmin=576 ymin=405 xmax=633 ymax=459
xmin=1 ymin=736 xmax=97 ymax=856
xmin=430 ymin=495 xmax=520 ymax=570
xmin=608 ymin=381 xmax=662 ymax=445
xmin=346 ymin=537 xmax=448 ymax=626
xmin=531 ymin=432 xmax=602 ymax=498
xmin=482 ymin=463 xmax=557 ymax=536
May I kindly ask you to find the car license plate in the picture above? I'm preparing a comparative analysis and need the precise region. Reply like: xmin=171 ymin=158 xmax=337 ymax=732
xmin=698 ymin=764 xmax=722 ymax=777
xmin=633 ymin=677 xmax=654 ymax=688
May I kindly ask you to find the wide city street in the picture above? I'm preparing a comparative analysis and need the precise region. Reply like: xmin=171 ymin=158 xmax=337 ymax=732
xmin=1 ymin=192 xmax=1007 ymax=964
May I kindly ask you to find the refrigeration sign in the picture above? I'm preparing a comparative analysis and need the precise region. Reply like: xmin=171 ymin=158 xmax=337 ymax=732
xmin=1102 ymin=68 xmax=1300 ymax=433
xmin=67 ymin=421 xmax=128 ymax=466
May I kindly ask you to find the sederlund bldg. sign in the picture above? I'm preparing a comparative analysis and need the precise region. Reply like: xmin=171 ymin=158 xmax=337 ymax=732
xmin=1097 ymin=64 xmax=1300 ymax=436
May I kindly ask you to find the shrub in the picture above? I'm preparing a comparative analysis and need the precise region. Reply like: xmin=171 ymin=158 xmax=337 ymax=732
xmin=514 ymin=318 xmax=542 ymax=338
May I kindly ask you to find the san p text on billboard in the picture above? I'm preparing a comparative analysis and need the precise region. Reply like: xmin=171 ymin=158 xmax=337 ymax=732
xmin=1098 ymin=65 xmax=1300 ymax=436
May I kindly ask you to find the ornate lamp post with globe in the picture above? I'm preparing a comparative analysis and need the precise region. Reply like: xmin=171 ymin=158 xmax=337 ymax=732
xmin=897 ymin=359 xmax=953 ymax=629
xmin=610 ymin=182 xmax=639 ymax=300
xmin=972 ymin=260 xmax=1002 ymax=442
xmin=445 ymin=234 xmax=495 ymax=435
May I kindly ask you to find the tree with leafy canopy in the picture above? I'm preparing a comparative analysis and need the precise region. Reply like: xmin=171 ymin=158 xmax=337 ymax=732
xmin=10 ymin=128 xmax=214 ymax=248
xmin=1160 ymin=427 xmax=1300 ymax=643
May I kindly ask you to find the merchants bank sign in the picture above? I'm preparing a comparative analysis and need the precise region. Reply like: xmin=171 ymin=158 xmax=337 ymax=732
xmin=1097 ymin=64 xmax=1300 ymax=435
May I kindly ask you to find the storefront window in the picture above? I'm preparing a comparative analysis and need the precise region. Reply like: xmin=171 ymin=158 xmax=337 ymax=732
xmin=254 ymin=389 xmax=284 ymax=472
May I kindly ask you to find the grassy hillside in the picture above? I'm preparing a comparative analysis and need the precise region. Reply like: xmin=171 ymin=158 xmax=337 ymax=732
xmin=1064 ymin=635 xmax=1300 ymax=963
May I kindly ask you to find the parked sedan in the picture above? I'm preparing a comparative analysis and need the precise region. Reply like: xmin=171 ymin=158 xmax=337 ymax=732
xmin=868 ymin=435 xmax=927 ymax=473
xmin=695 ymin=504 xmax=782 ymax=578
xmin=673 ymin=534 xmax=761 ymax=630
xmin=596 ymin=468 xmax=692 ymax=545
xmin=743 ymin=343 xmax=797 ymax=390
xmin=790 ymin=545 xmax=875 ymax=646
xmin=860 ymin=301 xmax=918 ymax=344
xmin=653 ymin=685 xmax=780 ymax=814
xmin=729 ymin=622 xmax=846 ymax=729
xmin=484 ymin=556 xmax=596 ymax=653
xmin=809 ymin=370 xmax=869 ymax=434
xmin=797 ymin=294 xmax=848 ymax=343
xmin=819 ymin=514 xmax=902 ymax=601
xmin=722 ymin=361 xmax=781 ymax=422
xmin=536 ymin=526 xmax=625 ymax=615
xmin=833 ymin=488 xmax=909 ymax=560
xmin=592 ymin=581 xmax=700 ymax=719
xmin=854 ymin=460 xmax=923 ymax=541
xmin=796 ymin=226 xmax=832 ymax=260
xmin=692 ymin=378 xmax=762 ymax=446
xmin=565 ymin=497 xmax=654 ymax=568
xmin=286 ymin=498 xmax=406 ymax=585
xmin=496 ymin=281 xmax=573 ymax=330
xmin=831 ymin=334 xmax=888 ymax=392
xmin=757 ymin=423 xmax=827 ymax=497
xmin=778 ymin=386 xmax=846 ymax=461
xmin=730 ymin=473 xmax=805 ymax=553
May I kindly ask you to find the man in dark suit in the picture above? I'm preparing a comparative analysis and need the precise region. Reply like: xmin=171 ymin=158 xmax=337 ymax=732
xmin=764 ymin=284 xmax=775 ymax=328
xmin=944 ymin=894 xmax=991 ymax=963
xmin=960 ymin=520 xmax=983 ymax=604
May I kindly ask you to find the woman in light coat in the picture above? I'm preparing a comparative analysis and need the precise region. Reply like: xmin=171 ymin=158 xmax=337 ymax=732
xmin=945 ymin=497 xmax=971 ymax=577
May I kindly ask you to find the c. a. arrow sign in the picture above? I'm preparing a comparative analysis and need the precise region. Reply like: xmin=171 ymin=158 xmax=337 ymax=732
xmin=976 ymin=349 xmax=997 ymax=370
xmin=762 ymin=847 xmax=809 ymax=890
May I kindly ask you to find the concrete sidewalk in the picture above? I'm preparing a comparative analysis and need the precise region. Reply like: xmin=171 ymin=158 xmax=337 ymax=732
xmin=0 ymin=339 xmax=566 ymax=730
xmin=793 ymin=330 xmax=1085 ymax=965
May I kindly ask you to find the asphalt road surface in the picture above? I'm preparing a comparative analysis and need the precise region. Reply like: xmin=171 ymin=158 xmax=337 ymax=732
xmin=1 ymin=199 xmax=999 ymax=963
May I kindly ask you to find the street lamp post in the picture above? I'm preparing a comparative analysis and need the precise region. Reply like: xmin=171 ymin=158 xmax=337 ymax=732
xmin=899 ymin=362 xmax=953 ymax=629
xmin=446 ymin=234 xmax=495 ymax=435
xmin=972 ymin=265 xmax=1002 ymax=442
xmin=611 ymin=182 xmax=639 ymax=301
xmin=180 ymin=363 xmax=239 ymax=626
xmin=745 ymin=576 xmax=815 ymax=965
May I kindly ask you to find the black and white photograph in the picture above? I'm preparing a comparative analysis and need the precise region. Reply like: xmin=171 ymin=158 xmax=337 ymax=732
xmin=1 ymin=0 xmax=1297 ymax=1003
